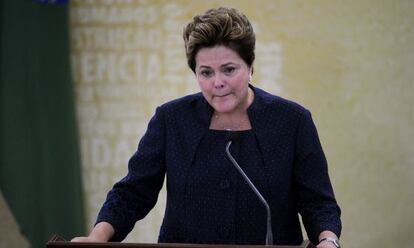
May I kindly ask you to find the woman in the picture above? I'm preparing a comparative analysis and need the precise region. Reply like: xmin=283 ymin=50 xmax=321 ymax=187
xmin=72 ymin=7 xmax=342 ymax=248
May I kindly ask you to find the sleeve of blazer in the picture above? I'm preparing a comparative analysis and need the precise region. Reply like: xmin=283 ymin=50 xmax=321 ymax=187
xmin=96 ymin=107 xmax=167 ymax=241
xmin=293 ymin=109 xmax=342 ymax=244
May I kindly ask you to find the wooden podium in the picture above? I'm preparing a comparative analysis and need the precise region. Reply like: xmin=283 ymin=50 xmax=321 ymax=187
xmin=46 ymin=235 xmax=315 ymax=248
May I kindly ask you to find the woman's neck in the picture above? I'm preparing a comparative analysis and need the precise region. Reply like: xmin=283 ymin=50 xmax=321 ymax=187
xmin=209 ymin=112 xmax=252 ymax=131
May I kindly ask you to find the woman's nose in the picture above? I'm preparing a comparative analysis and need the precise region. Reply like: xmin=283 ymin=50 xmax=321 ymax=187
xmin=213 ymin=75 xmax=225 ymax=89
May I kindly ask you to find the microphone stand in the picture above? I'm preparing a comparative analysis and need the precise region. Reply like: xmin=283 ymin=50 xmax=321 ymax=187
xmin=225 ymin=140 xmax=274 ymax=246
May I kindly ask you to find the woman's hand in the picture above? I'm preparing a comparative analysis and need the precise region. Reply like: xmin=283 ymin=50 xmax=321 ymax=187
xmin=316 ymin=230 xmax=340 ymax=248
xmin=71 ymin=236 xmax=105 ymax=242
xmin=71 ymin=222 xmax=115 ymax=243
xmin=316 ymin=240 xmax=338 ymax=248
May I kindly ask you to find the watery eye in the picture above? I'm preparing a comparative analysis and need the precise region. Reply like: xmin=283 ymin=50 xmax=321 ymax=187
xmin=224 ymin=67 xmax=236 ymax=74
xmin=200 ymin=70 xmax=213 ymax=77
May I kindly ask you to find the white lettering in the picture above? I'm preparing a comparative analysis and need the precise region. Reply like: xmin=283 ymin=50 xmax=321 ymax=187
xmin=91 ymin=137 xmax=111 ymax=168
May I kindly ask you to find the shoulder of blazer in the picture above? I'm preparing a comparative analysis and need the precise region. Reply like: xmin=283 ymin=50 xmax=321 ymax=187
xmin=156 ymin=92 xmax=212 ymax=127
xmin=157 ymin=92 xmax=206 ymax=113
xmin=249 ymin=85 xmax=310 ymax=124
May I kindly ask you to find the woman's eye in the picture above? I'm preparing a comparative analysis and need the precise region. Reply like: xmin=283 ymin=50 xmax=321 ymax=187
xmin=200 ymin=70 xmax=213 ymax=77
xmin=223 ymin=67 xmax=236 ymax=74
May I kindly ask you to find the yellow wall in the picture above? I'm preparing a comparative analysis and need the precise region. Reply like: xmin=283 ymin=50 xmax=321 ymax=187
xmin=69 ymin=1 xmax=414 ymax=248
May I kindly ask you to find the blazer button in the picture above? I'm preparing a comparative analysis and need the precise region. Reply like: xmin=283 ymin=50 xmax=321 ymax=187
xmin=220 ymin=179 xmax=230 ymax=190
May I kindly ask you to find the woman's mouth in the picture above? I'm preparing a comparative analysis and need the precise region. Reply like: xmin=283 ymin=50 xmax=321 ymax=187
xmin=215 ymin=93 xmax=231 ymax=98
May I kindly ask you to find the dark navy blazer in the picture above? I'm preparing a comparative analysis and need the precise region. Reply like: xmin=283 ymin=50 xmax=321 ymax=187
xmin=97 ymin=85 xmax=341 ymax=245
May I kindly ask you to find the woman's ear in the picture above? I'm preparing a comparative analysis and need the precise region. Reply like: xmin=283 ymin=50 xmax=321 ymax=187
xmin=249 ymin=66 xmax=254 ymax=82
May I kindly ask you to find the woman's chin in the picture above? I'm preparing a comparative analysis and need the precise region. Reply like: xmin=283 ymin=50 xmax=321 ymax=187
xmin=212 ymin=104 xmax=237 ymax=114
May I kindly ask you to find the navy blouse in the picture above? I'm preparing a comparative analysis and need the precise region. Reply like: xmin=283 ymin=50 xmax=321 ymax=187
xmin=186 ymin=129 xmax=270 ymax=244
xmin=96 ymin=85 xmax=341 ymax=245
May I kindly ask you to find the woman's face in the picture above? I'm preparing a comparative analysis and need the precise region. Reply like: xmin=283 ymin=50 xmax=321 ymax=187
xmin=195 ymin=45 xmax=252 ymax=115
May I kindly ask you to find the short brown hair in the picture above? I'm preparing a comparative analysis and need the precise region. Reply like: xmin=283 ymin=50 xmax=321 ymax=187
xmin=183 ymin=7 xmax=256 ymax=72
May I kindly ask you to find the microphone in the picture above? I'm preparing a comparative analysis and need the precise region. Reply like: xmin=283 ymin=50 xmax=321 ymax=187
xmin=225 ymin=132 xmax=274 ymax=246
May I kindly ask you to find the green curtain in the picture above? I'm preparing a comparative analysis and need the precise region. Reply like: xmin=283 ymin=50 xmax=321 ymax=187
xmin=0 ymin=1 xmax=85 ymax=248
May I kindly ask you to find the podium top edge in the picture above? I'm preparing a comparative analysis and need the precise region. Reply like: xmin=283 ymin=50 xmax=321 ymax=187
xmin=46 ymin=241 xmax=313 ymax=248
xmin=46 ymin=235 xmax=314 ymax=248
